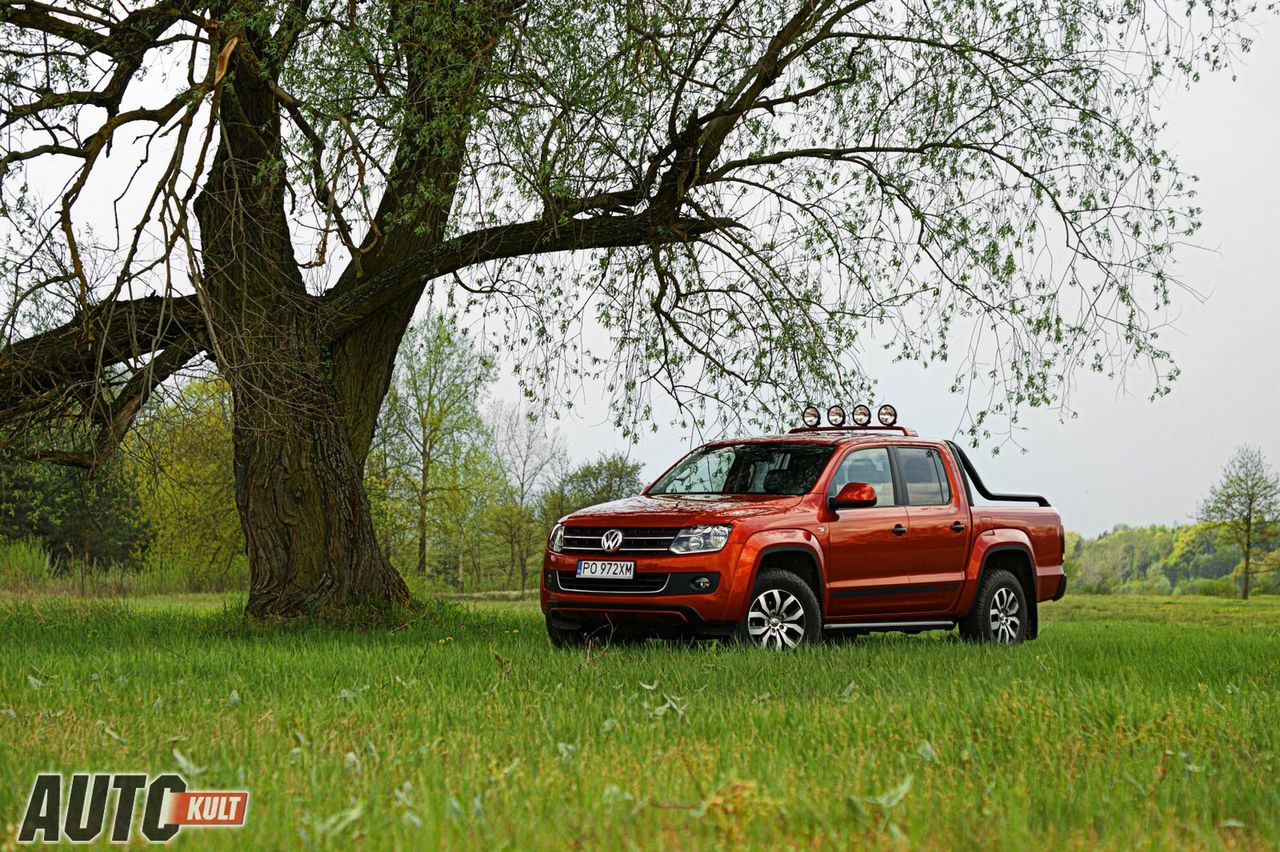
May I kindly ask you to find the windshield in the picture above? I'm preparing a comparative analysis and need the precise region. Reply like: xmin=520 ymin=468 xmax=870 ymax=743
xmin=649 ymin=443 xmax=836 ymax=496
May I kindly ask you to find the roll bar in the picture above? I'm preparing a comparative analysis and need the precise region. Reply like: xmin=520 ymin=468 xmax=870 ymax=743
xmin=945 ymin=441 xmax=1051 ymax=507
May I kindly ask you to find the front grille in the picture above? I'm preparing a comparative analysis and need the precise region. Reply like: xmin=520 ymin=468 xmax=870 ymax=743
xmin=556 ymin=571 xmax=670 ymax=594
xmin=562 ymin=526 xmax=681 ymax=555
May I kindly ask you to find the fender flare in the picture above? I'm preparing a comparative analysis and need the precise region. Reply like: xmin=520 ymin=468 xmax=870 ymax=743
xmin=960 ymin=535 xmax=1039 ymax=638
xmin=726 ymin=531 xmax=826 ymax=620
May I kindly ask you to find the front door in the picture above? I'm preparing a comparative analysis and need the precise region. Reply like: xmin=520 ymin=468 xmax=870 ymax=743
xmin=824 ymin=447 xmax=914 ymax=618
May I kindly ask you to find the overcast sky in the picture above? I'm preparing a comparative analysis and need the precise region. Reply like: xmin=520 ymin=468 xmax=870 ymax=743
xmin=498 ymin=20 xmax=1280 ymax=536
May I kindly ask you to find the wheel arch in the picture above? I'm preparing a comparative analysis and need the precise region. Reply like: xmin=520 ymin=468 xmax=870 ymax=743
xmin=974 ymin=545 xmax=1039 ymax=640
xmin=747 ymin=544 xmax=819 ymax=603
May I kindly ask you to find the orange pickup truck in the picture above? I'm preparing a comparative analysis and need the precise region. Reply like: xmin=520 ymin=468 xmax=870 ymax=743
xmin=541 ymin=405 xmax=1066 ymax=649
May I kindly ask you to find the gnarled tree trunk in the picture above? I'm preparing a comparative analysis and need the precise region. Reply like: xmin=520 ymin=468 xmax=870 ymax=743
xmin=228 ymin=328 xmax=409 ymax=616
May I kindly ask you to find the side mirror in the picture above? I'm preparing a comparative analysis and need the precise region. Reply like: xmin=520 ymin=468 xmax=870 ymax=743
xmin=828 ymin=481 xmax=878 ymax=512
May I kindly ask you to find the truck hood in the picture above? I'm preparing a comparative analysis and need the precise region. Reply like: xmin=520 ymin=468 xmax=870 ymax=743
xmin=563 ymin=493 xmax=802 ymax=527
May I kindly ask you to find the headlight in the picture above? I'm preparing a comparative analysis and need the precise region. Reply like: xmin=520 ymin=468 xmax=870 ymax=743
xmin=548 ymin=523 xmax=565 ymax=553
xmin=669 ymin=525 xmax=731 ymax=554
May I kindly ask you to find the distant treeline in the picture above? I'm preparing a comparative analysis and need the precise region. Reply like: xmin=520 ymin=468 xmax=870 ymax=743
xmin=1066 ymin=524 xmax=1277 ymax=597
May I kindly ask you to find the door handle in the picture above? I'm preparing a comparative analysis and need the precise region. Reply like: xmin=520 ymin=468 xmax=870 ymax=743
xmin=951 ymin=522 xmax=967 ymax=533
xmin=892 ymin=524 xmax=907 ymax=536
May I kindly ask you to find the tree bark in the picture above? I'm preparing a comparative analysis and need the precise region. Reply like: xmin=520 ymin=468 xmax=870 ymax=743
xmin=232 ymin=347 xmax=409 ymax=616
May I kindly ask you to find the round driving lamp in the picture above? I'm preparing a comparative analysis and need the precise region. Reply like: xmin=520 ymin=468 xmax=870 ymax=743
xmin=801 ymin=405 xmax=821 ymax=428
xmin=851 ymin=404 xmax=872 ymax=426
xmin=877 ymin=404 xmax=898 ymax=426
xmin=827 ymin=404 xmax=846 ymax=427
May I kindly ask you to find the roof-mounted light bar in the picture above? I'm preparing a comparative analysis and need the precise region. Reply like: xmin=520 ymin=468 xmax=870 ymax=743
xmin=790 ymin=402 xmax=913 ymax=435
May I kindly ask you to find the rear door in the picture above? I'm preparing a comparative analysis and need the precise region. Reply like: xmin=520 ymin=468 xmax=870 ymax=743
xmin=897 ymin=445 xmax=969 ymax=613
xmin=823 ymin=446 xmax=915 ymax=618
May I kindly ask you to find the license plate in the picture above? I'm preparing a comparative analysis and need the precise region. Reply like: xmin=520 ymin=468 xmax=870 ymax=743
xmin=576 ymin=560 xmax=635 ymax=579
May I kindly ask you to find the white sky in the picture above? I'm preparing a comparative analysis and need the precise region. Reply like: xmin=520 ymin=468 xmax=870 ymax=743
xmin=498 ymin=20 xmax=1280 ymax=536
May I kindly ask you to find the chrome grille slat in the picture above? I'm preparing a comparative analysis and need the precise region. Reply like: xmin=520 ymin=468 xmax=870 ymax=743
xmin=563 ymin=526 xmax=681 ymax=555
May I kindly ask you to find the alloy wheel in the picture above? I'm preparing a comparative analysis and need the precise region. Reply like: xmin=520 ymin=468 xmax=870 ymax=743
xmin=746 ymin=588 xmax=806 ymax=649
xmin=988 ymin=586 xmax=1021 ymax=644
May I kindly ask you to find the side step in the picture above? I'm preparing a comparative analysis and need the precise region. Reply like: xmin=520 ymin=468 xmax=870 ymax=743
xmin=823 ymin=620 xmax=955 ymax=633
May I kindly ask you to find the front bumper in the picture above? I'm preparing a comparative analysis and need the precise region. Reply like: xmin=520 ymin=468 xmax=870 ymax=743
xmin=539 ymin=549 xmax=743 ymax=626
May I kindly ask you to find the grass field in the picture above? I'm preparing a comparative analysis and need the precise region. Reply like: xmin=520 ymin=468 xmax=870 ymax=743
xmin=2 ymin=594 xmax=1278 ymax=849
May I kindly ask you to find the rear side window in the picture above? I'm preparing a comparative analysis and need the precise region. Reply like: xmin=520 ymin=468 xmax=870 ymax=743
xmin=898 ymin=447 xmax=951 ymax=506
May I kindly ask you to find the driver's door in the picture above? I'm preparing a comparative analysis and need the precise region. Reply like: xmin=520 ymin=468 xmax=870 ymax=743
xmin=823 ymin=447 xmax=914 ymax=619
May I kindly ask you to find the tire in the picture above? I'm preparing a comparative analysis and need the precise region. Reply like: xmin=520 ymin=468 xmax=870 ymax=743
xmin=959 ymin=568 xmax=1028 ymax=644
xmin=734 ymin=569 xmax=821 ymax=649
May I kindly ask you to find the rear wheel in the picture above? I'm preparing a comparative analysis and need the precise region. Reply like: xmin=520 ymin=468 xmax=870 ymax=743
xmin=959 ymin=568 xmax=1027 ymax=644
xmin=734 ymin=569 xmax=821 ymax=649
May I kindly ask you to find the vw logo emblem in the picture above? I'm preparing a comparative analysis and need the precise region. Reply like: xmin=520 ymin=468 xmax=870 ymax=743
xmin=600 ymin=529 xmax=624 ymax=553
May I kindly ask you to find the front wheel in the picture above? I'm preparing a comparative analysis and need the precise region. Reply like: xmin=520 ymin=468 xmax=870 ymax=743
xmin=959 ymin=568 xmax=1028 ymax=644
xmin=734 ymin=570 xmax=821 ymax=649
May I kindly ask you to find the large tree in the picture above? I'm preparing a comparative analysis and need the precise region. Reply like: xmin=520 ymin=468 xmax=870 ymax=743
xmin=0 ymin=0 xmax=1263 ymax=615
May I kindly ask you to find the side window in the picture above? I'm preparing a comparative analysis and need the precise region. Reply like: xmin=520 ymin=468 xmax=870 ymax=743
xmin=898 ymin=447 xmax=951 ymax=506
xmin=828 ymin=448 xmax=896 ymax=506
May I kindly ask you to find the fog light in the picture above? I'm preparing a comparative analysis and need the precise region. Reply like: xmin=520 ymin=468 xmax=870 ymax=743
xmin=692 ymin=576 xmax=712 ymax=591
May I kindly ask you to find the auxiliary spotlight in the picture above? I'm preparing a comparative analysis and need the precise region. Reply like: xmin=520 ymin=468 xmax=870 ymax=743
xmin=851 ymin=404 xmax=872 ymax=426
xmin=877 ymin=404 xmax=898 ymax=427
xmin=827 ymin=405 xmax=846 ymax=427
xmin=801 ymin=405 xmax=821 ymax=428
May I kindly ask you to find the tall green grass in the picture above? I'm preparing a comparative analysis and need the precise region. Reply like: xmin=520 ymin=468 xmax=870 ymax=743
xmin=2 ymin=595 xmax=1278 ymax=849
xmin=0 ymin=538 xmax=248 ymax=598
